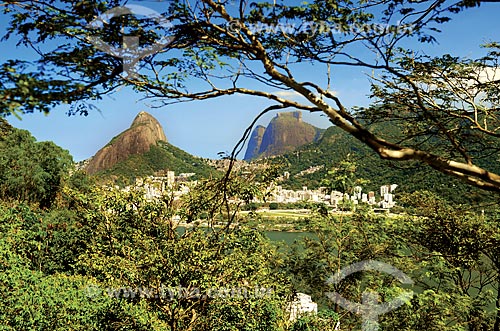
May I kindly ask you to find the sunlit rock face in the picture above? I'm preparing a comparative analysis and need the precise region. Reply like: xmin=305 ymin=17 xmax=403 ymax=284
xmin=85 ymin=111 xmax=167 ymax=175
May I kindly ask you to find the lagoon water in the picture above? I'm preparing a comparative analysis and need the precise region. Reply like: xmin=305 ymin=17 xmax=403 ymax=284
xmin=264 ymin=231 xmax=315 ymax=245
xmin=177 ymin=226 xmax=314 ymax=246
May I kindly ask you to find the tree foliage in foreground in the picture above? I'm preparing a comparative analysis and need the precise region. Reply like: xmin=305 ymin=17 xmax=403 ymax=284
xmin=287 ymin=193 xmax=500 ymax=331
xmin=284 ymin=160 xmax=500 ymax=331
xmin=0 ymin=145 xmax=499 ymax=330
xmin=0 ymin=119 xmax=72 ymax=208
xmin=2 ymin=0 xmax=500 ymax=191
xmin=0 ymin=184 xmax=292 ymax=330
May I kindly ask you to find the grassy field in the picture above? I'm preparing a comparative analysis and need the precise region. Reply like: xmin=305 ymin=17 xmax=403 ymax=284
xmin=259 ymin=210 xmax=310 ymax=219
xmin=241 ymin=209 xmax=311 ymax=219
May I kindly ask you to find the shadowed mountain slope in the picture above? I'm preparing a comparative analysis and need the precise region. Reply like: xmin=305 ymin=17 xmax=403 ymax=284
xmin=244 ymin=111 xmax=323 ymax=160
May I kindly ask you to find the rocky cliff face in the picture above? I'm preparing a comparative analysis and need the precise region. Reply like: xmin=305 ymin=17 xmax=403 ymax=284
xmin=244 ymin=111 xmax=322 ymax=160
xmin=244 ymin=125 xmax=266 ymax=160
xmin=85 ymin=111 xmax=167 ymax=175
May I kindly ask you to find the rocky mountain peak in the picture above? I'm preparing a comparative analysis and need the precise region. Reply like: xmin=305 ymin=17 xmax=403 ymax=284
xmin=85 ymin=111 xmax=167 ymax=175
xmin=277 ymin=111 xmax=302 ymax=121
xmin=244 ymin=111 xmax=323 ymax=160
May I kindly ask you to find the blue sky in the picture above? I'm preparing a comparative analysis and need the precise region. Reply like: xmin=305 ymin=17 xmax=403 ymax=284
xmin=2 ymin=1 xmax=500 ymax=161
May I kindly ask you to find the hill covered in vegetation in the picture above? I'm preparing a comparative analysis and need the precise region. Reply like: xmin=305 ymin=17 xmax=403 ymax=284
xmin=94 ymin=141 xmax=218 ymax=186
xmin=264 ymin=124 xmax=495 ymax=205
xmin=85 ymin=111 xmax=218 ymax=186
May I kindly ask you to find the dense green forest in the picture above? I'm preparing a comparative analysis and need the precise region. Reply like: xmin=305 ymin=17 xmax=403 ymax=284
xmin=1 ymin=120 xmax=499 ymax=330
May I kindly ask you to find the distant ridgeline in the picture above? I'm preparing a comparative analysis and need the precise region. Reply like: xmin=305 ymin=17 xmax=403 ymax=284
xmin=84 ymin=112 xmax=217 ymax=186
xmin=244 ymin=111 xmax=324 ymax=160
xmin=256 ymin=122 xmax=497 ymax=205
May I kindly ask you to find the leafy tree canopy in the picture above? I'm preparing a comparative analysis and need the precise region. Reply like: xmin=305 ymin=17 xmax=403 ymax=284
xmin=1 ymin=0 xmax=499 ymax=191
xmin=0 ymin=119 xmax=73 ymax=207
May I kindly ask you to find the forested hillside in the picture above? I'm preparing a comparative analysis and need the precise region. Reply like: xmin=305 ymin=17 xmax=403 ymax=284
xmin=267 ymin=125 xmax=496 ymax=205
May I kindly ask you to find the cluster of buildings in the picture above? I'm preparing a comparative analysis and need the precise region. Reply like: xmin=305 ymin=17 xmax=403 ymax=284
xmin=125 ymin=170 xmax=399 ymax=210
xmin=268 ymin=183 xmax=398 ymax=209
xmin=124 ymin=171 xmax=195 ymax=200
